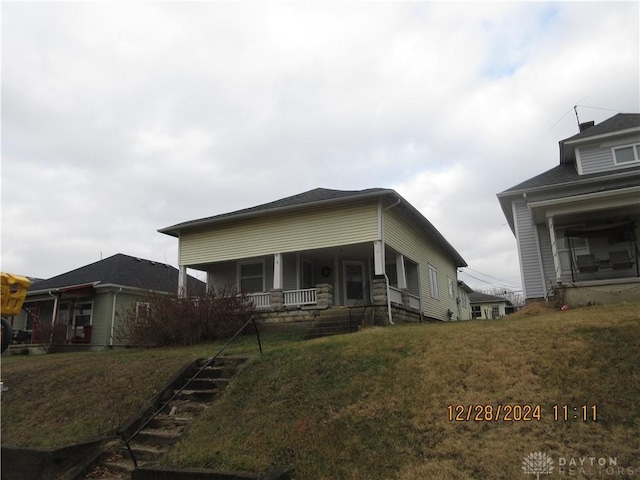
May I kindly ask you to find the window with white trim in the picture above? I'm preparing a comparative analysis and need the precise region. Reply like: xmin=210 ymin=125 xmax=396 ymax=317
xmin=471 ymin=305 xmax=481 ymax=319
xmin=613 ymin=144 xmax=640 ymax=165
xmin=428 ymin=265 xmax=439 ymax=299
xmin=448 ymin=277 xmax=455 ymax=299
xmin=73 ymin=302 xmax=93 ymax=327
xmin=239 ymin=261 xmax=264 ymax=293
xmin=136 ymin=302 xmax=150 ymax=324
xmin=491 ymin=305 xmax=500 ymax=319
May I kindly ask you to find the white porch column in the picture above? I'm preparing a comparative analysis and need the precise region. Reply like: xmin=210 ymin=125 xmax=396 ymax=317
xmin=396 ymin=254 xmax=407 ymax=289
xmin=374 ymin=240 xmax=385 ymax=275
xmin=548 ymin=216 xmax=562 ymax=282
xmin=178 ymin=265 xmax=188 ymax=298
xmin=273 ymin=253 xmax=283 ymax=290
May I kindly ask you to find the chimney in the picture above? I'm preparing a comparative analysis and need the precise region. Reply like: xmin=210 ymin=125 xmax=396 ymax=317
xmin=579 ymin=121 xmax=595 ymax=132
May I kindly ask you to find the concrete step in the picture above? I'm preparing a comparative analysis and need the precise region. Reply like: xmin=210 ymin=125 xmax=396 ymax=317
xmin=175 ymin=388 xmax=219 ymax=402
xmin=135 ymin=428 xmax=182 ymax=446
xmin=123 ymin=442 xmax=169 ymax=461
xmin=148 ymin=414 xmax=192 ymax=430
xmin=190 ymin=365 xmax=237 ymax=379
xmin=184 ymin=377 xmax=230 ymax=391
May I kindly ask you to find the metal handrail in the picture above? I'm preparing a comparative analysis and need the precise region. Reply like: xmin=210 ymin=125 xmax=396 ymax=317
xmin=122 ymin=316 xmax=262 ymax=468
xmin=348 ymin=282 xmax=372 ymax=332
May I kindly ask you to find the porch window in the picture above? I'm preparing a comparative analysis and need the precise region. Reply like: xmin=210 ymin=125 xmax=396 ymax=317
xmin=58 ymin=304 xmax=71 ymax=324
xmin=428 ymin=265 xmax=439 ymax=299
xmin=558 ymin=228 xmax=589 ymax=273
xmin=74 ymin=302 xmax=93 ymax=327
xmin=302 ymin=260 xmax=314 ymax=289
xmin=613 ymin=144 xmax=640 ymax=165
xmin=239 ymin=261 xmax=264 ymax=293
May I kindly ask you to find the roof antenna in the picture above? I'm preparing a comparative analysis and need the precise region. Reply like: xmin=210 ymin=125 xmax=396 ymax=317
xmin=573 ymin=105 xmax=580 ymax=128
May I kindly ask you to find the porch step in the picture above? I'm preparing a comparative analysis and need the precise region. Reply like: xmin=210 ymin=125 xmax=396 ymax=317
xmin=81 ymin=356 xmax=250 ymax=480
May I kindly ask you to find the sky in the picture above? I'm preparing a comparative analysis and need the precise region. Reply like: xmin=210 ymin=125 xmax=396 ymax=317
xmin=1 ymin=1 xmax=639 ymax=294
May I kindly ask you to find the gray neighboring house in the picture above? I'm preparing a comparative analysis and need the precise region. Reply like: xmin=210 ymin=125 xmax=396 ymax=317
xmin=11 ymin=253 xmax=204 ymax=349
xmin=498 ymin=113 xmax=640 ymax=305
xmin=468 ymin=292 xmax=513 ymax=319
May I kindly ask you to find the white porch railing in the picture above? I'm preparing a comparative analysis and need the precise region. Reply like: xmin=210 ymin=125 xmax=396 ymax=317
xmin=389 ymin=286 xmax=403 ymax=305
xmin=284 ymin=288 xmax=317 ymax=306
xmin=247 ymin=292 xmax=271 ymax=308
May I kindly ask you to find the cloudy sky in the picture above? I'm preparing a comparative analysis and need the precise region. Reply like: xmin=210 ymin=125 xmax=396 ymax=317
xmin=2 ymin=1 xmax=639 ymax=293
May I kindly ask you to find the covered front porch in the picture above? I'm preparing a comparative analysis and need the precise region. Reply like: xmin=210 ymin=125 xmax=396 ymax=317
xmin=180 ymin=241 xmax=422 ymax=313
xmin=526 ymin=184 xmax=639 ymax=286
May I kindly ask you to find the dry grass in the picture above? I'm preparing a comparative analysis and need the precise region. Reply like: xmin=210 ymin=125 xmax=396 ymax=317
xmin=165 ymin=302 xmax=640 ymax=479
xmin=1 ymin=303 xmax=639 ymax=479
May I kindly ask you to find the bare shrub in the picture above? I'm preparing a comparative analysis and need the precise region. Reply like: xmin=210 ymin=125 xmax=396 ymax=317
xmin=119 ymin=286 xmax=256 ymax=346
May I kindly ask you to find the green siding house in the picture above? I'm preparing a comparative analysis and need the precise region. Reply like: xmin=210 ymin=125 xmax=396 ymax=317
xmin=159 ymin=188 xmax=469 ymax=325
xmin=11 ymin=254 xmax=204 ymax=349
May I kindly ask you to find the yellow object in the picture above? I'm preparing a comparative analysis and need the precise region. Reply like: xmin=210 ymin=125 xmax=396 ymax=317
xmin=1 ymin=272 xmax=31 ymax=317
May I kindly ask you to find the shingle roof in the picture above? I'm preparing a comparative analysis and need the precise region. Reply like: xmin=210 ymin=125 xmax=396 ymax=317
xmin=29 ymin=253 xmax=204 ymax=293
xmin=499 ymin=163 xmax=640 ymax=194
xmin=562 ymin=113 xmax=640 ymax=144
xmin=159 ymin=187 xmax=467 ymax=267
xmin=469 ymin=292 xmax=512 ymax=305
xmin=159 ymin=187 xmax=392 ymax=235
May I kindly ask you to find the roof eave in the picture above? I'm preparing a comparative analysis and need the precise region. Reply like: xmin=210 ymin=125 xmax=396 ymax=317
xmin=158 ymin=189 xmax=397 ymax=237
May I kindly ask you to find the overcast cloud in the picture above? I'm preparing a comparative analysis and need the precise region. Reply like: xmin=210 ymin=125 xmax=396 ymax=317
xmin=1 ymin=1 xmax=639 ymax=293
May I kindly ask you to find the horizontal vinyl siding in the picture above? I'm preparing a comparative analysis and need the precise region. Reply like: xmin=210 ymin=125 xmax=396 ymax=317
xmin=383 ymin=208 xmax=458 ymax=320
xmin=90 ymin=293 xmax=116 ymax=347
xmin=513 ymin=199 xmax=545 ymax=299
xmin=112 ymin=292 xmax=155 ymax=346
xmin=180 ymin=201 xmax=379 ymax=265
xmin=578 ymin=144 xmax=614 ymax=174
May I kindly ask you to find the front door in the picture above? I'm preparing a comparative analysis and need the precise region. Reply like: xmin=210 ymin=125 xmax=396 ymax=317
xmin=344 ymin=261 xmax=365 ymax=305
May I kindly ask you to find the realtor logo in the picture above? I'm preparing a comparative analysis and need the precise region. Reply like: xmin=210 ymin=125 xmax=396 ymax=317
xmin=522 ymin=451 xmax=554 ymax=479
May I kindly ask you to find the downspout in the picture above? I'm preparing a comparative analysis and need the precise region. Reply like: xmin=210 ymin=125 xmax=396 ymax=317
xmin=384 ymin=273 xmax=395 ymax=325
xmin=381 ymin=197 xmax=401 ymax=326
xmin=109 ymin=287 xmax=123 ymax=347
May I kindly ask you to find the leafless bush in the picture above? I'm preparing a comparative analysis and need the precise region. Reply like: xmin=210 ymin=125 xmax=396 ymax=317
xmin=118 ymin=286 xmax=256 ymax=346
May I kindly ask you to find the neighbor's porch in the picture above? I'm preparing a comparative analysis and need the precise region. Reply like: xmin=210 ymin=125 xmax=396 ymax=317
xmin=180 ymin=242 xmax=422 ymax=312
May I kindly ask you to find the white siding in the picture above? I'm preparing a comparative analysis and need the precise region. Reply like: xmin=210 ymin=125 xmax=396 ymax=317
xmin=513 ymin=199 xmax=546 ymax=299
xmin=577 ymin=144 xmax=614 ymax=174
xmin=180 ymin=201 xmax=379 ymax=265
xmin=383 ymin=208 xmax=459 ymax=320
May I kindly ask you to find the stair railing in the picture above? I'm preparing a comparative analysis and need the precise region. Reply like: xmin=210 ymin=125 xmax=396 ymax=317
xmin=121 ymin=316 xmax=262 ymax=468
xmin=349 ymin=282 xmax=372 ymax=332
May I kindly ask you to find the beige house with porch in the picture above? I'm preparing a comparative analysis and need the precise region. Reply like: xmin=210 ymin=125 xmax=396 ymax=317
xmin=159 ymin=188 xmax=469 ymax=327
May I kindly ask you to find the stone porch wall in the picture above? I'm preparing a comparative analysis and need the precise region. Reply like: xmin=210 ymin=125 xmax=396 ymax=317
xmin=554 ymin=278 xmax=640 ymax=307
